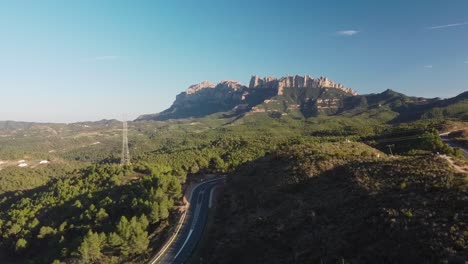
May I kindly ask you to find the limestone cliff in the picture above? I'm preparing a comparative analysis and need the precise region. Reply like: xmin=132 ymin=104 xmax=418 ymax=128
xmin=248 ymin=75 xmax=357 ymax=96
xmin=136 ymin=74 xmax=357 ymax=121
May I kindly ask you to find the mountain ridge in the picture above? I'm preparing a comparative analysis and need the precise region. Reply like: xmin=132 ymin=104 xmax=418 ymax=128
xmin=136 ymin=74 xmax=357 ymax=121
xmin=135 ymin=74 xmax=468 ymax=123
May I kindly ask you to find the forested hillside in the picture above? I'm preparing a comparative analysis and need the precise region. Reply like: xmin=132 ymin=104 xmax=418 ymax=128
xmin=0 ymin=163 xmax=182 ymax=263
xmin=0 ymin=101 xmax=466 ymax=263
xmin=199 ymin=142 xmax=467 ymax=263
xmin=0 ymin=118 xmax=303 ymax=263
xmin=2 ymin=0 xmax=468 ymax=263
xmin=137 ymin=74 xmax=468 ymax=125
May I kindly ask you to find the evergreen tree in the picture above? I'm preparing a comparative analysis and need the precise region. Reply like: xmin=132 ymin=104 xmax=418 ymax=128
xmin=107 ymin=232 xmax=123 ymax=248
xmin=15 ymin=238 xmax=27 ymax=252
xmin=159 ymin=196 xmax=170 ymax=220
xmin=77 ymin=230 xmax=103 ymax=263
xmin=128 ymin=215 xmax=149 ymax=255
xmin=113 ymin=215 xmax=149 ymax=256
xmin=149 ymin=202 xmax=160 ymax=223
xmin=167 ymin=176 xmax=182 ymax=200
xmin=37 ymin=226 xmax=57 ymax=239
xmin=96 ymin=208 xmax=109 ymax=222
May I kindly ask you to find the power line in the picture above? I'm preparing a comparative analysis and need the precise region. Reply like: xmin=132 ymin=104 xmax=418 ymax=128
xmin=366 ymin=125 xmax=443 ymax=139
xmin=386 ymin=144 xmax=395 ymax=155
xmin=121 ymin=120 xmax=131 ymax=166
xmin=369 ymin=135 xmax=424 ymax=144
xmin=363 ymin=127 xmax=444 ymax=144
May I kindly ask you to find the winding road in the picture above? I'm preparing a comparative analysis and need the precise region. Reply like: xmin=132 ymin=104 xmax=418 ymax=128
xmin=148 ymin=131 xmax=465 ymax=263
xmin=439 ymin=131 xmax=468 ymax=173
xmin=440 ymin=132 xmax=468 ymax=157
xmin=149 ymin=177 xmax=224 ymax=264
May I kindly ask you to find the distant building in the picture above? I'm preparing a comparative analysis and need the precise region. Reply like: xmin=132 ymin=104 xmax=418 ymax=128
xmin=39 ymin=160 xmax=49 ymax=164
xmin=18 ymin=163 xmax=28 ymax=167
xmin=18 ymin=160 xmax=26 ymax=163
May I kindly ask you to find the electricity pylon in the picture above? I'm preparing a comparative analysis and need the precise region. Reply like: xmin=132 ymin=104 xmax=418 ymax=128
xmin=120 ymin=120 xmax=131 ymax=166
xmin=386 ymin=144 xmax=395 ymax=156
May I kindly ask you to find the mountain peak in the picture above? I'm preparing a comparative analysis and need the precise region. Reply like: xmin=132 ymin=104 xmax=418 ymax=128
xmin=217 ymin=80 xmax=245 ymax=91
xmin=186 ymin=81 xmax=215 ymax=94
xmin=249 ymin=74 xmax=357 ymax=95
xmin=381 ymin=88 xmax=404 ymax=97
xmin=136 ymin=74 xmax=359 ymax=121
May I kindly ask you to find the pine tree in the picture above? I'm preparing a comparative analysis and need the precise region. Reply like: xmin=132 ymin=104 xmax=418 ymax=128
xmin=15 ymin=238 xmax=27 ymax=251
xmin=96 ymin=208 xmax=109 ymax=222
xmin=159 ymin=196 xmax=170 ymax=220
xmin=113 ymin=215 xmax=149 ymax=256
xmin=128 ymin=215 xmax=149 ymax=254
xmin=116 ymin=216 xmax=130 ymax=240
xmin=115 ymin=216 xmax=131 ymax=256
xmin=167 ymin=177 xmax=182 ymax=199
xmin=149 ymin=202 xmax=160 ymax=223
xmin=77 ymin=230 xmax=102 ymax=263
xmin=108 ymin=232 xmax=123 ymax=248
xmin=139 ymin=214 xmax=149 ymax=230
xmin=37 ymin=226 xmax=56 ymax=239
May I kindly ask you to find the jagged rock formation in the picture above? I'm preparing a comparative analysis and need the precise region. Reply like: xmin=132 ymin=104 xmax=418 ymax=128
xmin=249 ymin=75 xmax=357 ymax=96
xmin=136 ymin=74 xmax=468 ymax=123
xmin=136 ymin=74 xmax=358 ymax=121
xmin=136 ymin=80 xmax=249 ymax=121
xmin=186 ymin=81 xmax=215 ymax=94
xmin=179 ymin=80 xmax=247 ymax=104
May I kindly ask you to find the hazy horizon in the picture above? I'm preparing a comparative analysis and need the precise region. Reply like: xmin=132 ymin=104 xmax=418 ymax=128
xmin=2 ymin=85 xmax=466 ymax=124
xmin=1 ymin=0 xmax=467 ymax=123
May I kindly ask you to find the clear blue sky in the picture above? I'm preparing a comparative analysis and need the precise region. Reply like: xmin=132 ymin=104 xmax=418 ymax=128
xmin=1 ymin=0 xmax=467 ymax=122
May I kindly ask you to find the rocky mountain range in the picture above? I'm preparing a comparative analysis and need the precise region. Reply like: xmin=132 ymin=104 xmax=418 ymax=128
xmin=249 ymin=75 xmax=357 ymax=95
xmin=136 ymin=74 xmax=468 ymax=123
xmin=136 ymin=75 xmax=357 ymax=121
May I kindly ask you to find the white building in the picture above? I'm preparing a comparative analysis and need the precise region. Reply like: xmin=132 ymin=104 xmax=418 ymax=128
xmin=18 ymin=163 xmax=28 ymax=167
xmin=39 ymin=160 xmax=49 ymax=164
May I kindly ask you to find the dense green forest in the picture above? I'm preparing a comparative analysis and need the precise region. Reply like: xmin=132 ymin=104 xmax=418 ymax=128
xmin=0 ymin=164 xmax=181 ymax=263
xmin=199 ymin=141 xmax=467 ymax=263
xmin=0 ymin=112 xmax=466 ymax=263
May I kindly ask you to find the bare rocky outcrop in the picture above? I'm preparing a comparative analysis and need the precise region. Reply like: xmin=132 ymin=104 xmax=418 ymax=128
xmin=186 ymin=81 xmax=215 ymax=94
xmin=216 ymin=80 xmax=245 ymax=91
xmin=186 ymin=80 xmax=245 ymax=95
xmin=185 ymin=75 xmax=355 ymax=100
xmin=136 ymin=74 xmax=358 ymax=121
xmin=249 ymin=75 xmax=357 ymax=96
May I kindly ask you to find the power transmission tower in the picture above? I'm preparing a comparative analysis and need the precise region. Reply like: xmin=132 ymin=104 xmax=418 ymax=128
xmin=121 ymin=120 xmax=131 ymax=166
xmin=386 ymin=144 xmax=395 ymax=156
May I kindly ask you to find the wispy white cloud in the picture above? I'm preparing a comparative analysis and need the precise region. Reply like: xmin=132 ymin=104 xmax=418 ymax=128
xmin=465 ymin=60 xmax=468 ymax=64
xmin=427 ymin=22 xmax=468 ymax=30
xmin=336 ymin=30 xmax=359 ymax=36
xmin=424 ymin=65 xmax=433 ymax=69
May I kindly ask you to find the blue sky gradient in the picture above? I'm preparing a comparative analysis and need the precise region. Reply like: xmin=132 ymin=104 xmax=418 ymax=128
xmin=0 ymin=0 xmax=467 ymax=122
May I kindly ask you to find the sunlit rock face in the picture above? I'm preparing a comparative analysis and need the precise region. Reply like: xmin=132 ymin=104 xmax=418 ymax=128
xmin=136 ymin=74 xmax=357 ymax=121
xmin=248 ymin=75 xmax=357 ymax=96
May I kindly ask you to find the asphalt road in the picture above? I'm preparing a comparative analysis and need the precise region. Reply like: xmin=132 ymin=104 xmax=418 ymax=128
xmin=149 ymin=177 xmax=224 ymax=264
xmin=440 ymin=132 xmax=468 ymax=157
